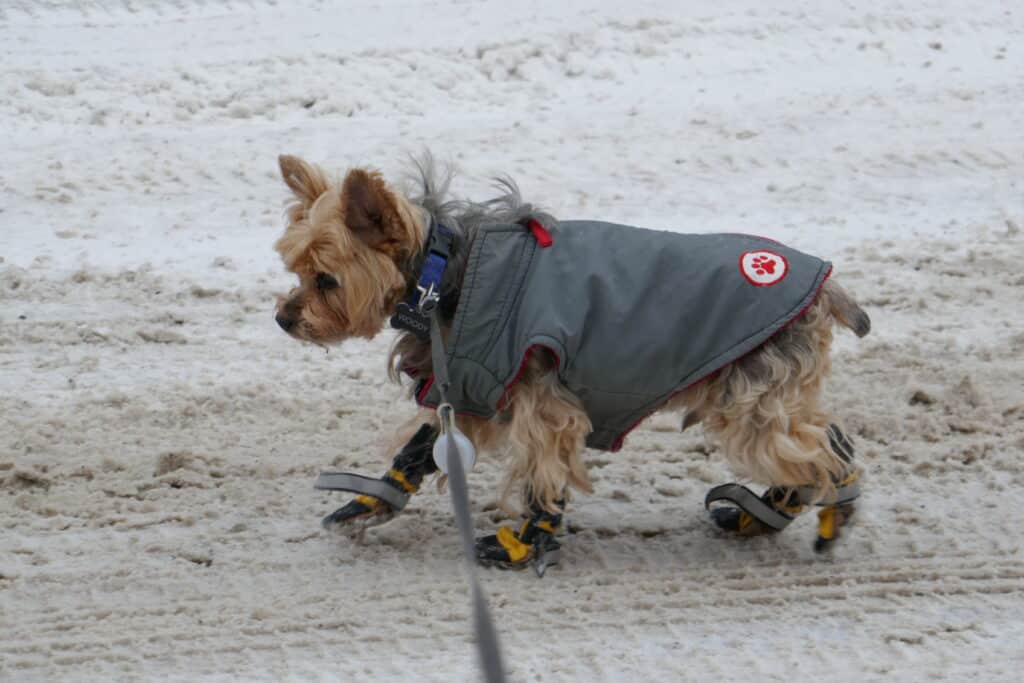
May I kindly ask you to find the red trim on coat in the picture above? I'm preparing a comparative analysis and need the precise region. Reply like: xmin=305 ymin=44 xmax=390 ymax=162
xmin=416 ymin=375 xmax=434 ymax=404
xmin=496 ymin=344 xmax=561 ymax=410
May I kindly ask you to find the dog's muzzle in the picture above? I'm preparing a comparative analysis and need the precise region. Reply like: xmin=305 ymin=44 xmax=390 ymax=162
xmin=275 ymin=312 xmax=297 ymax=332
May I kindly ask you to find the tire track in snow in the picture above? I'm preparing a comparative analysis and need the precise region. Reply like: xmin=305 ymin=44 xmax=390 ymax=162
xmin=5 ymin=551 xmax=1023 ymax=677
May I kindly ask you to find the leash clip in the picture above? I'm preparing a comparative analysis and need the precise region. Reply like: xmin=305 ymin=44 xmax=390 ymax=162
xmin=416 ymin=281 xmax=441 ymax=314
xmin=436 ymin=402 xmax=454 ymax=430
xmin=432 ymin=402 xmax=476 ymax=476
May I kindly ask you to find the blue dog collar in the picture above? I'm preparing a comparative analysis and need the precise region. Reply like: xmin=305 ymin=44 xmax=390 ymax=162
xmin=390 ymin=221 xmax=455 ymax=340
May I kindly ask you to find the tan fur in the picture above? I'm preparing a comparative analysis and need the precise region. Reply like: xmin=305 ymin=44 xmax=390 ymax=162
xmin=666 ymin=280 xmax=850 ymax=501
xmin=274 ymin=156 xmax=425 ymax=342
xmin=487 ymin=352 xmax=593 ymax=513
xmin=384 ymin=352 xmax=591 ymax=515
xmin=274 ymin=155 xmax=866 ymax=519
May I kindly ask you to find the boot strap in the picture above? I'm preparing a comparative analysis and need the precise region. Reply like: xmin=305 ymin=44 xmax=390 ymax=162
xmin=314 ymin=472 xmax=411 ymax=511
xmin=705 ymin=473 xmax=861 ymax=531
xmin=705 ymin=484 xmax=797 ymax=531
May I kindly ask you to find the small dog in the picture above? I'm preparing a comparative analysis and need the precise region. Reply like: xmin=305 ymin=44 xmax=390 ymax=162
xmin=274 ymin=154 xmax=870 ymax=569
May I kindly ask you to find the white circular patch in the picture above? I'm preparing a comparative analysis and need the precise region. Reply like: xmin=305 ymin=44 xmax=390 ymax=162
xmin=740 ymin=250 xmax=788 ymax=286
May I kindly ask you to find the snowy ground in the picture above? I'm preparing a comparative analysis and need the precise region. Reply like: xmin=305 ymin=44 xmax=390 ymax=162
xmin=2 ymin=1 xmax=1023 ymax=681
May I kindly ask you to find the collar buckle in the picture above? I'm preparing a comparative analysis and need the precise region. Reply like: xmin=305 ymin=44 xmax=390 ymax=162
xmin=416 ymin=281 xmax=441 ymax=315
xmin=390 ymin=221 xmax=454 ymax=341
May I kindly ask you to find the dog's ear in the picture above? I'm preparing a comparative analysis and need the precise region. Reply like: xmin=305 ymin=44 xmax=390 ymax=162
xmin=340 ymin=168 xmax=404 ymax=251
xmin=279 ymin=154 xmax=328 ymax=208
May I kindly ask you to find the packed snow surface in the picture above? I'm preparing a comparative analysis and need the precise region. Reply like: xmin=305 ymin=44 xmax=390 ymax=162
xmin=1 ymin=1 xmax=1022 ymax=681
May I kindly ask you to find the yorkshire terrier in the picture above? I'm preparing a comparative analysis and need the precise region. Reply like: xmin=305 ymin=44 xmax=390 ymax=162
xmin=273 ymin=153 xmax=870 ymax=571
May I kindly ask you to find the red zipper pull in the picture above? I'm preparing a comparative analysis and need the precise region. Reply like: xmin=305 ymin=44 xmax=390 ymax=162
xmin=527 ymin=219 xmax=553 ymax=248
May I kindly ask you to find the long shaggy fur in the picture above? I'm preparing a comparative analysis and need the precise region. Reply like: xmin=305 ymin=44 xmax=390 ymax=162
xmin=274 ymin=153 xmax=869 ymax=517
xmin=670 ymin=280 xmax=857 ymax=500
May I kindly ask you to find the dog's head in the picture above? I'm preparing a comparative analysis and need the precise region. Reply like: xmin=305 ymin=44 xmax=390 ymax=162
xmin=273 ymin=155 xmax=424 ymax=344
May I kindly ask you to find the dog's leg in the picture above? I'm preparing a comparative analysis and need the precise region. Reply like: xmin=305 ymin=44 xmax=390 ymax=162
xmin=692 ymin=291 xmax=864 ymax=548
xmin=475 ymin=356 xmax=591 ymax=574
xmin=321 ymin=422 xmax=438 ymax=531
xmin=707 ymin=424 xmax=861 ymax=547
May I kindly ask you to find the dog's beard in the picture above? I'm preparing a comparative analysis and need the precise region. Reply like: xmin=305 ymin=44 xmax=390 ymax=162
xmin=293 ymin=321 xmax=334 ymax=350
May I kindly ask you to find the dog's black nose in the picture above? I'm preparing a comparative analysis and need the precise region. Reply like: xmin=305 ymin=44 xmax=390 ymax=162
xmin=276 ymin=313 xmax=297 ymax=332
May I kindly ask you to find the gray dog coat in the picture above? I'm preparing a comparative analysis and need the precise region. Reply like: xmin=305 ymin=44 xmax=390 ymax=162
xmin=415 ymin=220 xmax=832 ymax=451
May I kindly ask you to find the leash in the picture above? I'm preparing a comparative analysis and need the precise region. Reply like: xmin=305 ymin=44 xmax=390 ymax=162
xmin=397 ymin=218 xmax=506 ymax=681
xmin=429 ymin=312 xmax=507 ymax=683
xmin=311 ymin=317 xmax=507 ymax=682
xmin=318 ymin=219 xmax=506 ymax=681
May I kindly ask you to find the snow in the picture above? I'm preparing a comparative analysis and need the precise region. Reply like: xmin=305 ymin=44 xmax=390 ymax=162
xmin=1 ymin=1 xmax=1022 ymax=681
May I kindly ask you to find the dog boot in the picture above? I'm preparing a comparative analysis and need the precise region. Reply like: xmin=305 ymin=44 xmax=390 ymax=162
xmin=476 ymin=500 xmax=564 ymax=577
xmin=708 ymin=424 xmax=861 ymax=541
xmin=321 ymin=423 xmax=438 ymax=531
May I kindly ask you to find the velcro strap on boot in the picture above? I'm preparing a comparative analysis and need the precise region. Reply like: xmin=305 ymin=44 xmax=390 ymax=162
xmin=705 ymin=484 xmax=797 ymax=531
xmin=314 ymin=472 xmax=411 ymax=511
xmin=706 ymin=475 xmax=862 ymax=531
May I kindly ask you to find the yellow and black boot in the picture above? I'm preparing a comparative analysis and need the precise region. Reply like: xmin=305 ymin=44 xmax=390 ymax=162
xmin=321 ymin=424 xmax=438 ymax=531
xmin=706 ymin=424 xmax=861 ymax=548
xmin=476 ymin=500 xmax=563 ymax=576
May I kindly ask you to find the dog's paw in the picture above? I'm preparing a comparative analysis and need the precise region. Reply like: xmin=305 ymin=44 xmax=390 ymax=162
xmin=321 ymin=497 xmax=397 ymax=534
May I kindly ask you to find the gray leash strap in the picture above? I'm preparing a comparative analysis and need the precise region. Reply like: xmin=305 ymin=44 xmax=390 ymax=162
xmin=313 ymin=472 xmax=411 ymax=511
xmin=428 ymin=315 xmax=452 ymax=402
xmin=430 ymin=315 xmax=507 ymax=683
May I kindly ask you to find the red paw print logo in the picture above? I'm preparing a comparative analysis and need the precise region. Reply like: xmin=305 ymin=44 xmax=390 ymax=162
xmin=752 ymin=254 xmax=777 ymax=275
xmin=740 ymin=250 xmax=788 ymax=286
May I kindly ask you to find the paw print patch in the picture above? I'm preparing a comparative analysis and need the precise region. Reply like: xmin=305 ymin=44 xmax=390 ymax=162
xmin=740 ymin=250 xmax=789 ymax=286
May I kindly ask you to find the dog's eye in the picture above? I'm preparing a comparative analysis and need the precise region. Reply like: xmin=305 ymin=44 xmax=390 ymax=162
xmin=315 ymin=272 xmax=339 ymax=290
